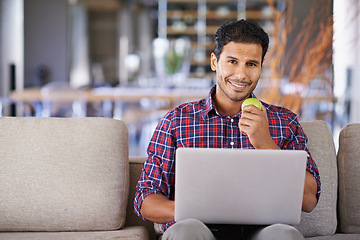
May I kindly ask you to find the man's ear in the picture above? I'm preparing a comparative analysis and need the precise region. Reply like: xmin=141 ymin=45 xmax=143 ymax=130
xmin=210 ymin=52 xmax=217 ymax=71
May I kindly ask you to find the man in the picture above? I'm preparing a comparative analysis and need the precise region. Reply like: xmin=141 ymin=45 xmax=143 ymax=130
xmin=134 ymin=19 xmax=320 ymax=240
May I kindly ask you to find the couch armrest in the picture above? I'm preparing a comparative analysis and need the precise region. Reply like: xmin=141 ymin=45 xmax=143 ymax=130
xmin=296 ymin=121 xmax=338 ymax=237
xmin=338 ymin=123 xmax=360 ymax=234
xmin=0 ymin=117 xmax=129 ymax=232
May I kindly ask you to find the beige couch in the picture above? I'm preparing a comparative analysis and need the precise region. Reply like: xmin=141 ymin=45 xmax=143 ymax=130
xmin=1 ymin=117 xmax=359 ymax=239
xmin=0 ymin=117 xmax=148 ymax=240
xmin=127 ymin=121 xmax=360 ymax=240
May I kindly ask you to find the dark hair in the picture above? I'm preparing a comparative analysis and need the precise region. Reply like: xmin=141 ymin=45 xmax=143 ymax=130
xmin=213 ymin=19 xmax=269 ymax=63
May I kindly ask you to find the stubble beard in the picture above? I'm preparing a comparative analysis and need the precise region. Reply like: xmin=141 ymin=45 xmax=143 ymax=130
xmin=217 ymin=77 xmax=256 ymax=102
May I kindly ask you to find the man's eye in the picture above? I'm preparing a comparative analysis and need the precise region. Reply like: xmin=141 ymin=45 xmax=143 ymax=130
xmin=229 ymin=60 xmax=237 ymax=64
xmin=247 ymin=62 xmax=257 ymax=67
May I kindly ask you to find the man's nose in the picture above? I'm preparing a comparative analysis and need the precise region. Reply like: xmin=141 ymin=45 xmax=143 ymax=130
xmin=233 ymin=64 xmax=247 ymax=79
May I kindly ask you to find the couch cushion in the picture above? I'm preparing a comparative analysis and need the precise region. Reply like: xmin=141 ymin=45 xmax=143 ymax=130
xmin=0 ymin=226 xmax=148 ymax=240
xmin=0 ymin=117 xmax=129 ymax=232
xmin=306 ymin=234 xmax=360 ymax=240
xmin=295 ymin=121 xmax=338 ymax=236
xmin=338 ymin=123 xmax=360 ymax=233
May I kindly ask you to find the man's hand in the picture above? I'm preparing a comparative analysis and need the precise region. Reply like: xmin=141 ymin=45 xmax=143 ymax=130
xmin=239 ymin=104 xmax=279 ymax=149
xmin=140 ymin=194 xmax=175 ymax=224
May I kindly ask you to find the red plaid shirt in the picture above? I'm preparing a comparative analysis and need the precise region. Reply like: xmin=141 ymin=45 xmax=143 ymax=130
xmin=134 ymin=87 xmax=321 ymax=231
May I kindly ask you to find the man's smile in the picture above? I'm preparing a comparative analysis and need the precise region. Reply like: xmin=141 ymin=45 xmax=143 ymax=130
xmin=226 ymin=78 xmax=251 ymax=91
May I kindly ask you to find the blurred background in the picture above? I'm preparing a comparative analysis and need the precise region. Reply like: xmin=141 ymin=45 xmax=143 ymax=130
xmin=0 ymin=0 xmax=358 ymax=155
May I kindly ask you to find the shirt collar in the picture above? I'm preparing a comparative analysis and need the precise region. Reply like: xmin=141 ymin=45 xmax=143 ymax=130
xmin=201 ymin=85 xmax=257 ymax=120
xmin=201 ymin=86 xmax=216 ymax=120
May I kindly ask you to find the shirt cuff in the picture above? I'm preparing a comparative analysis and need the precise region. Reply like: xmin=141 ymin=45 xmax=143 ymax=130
xmin=134 ymin=189 xmax=160 ymax=220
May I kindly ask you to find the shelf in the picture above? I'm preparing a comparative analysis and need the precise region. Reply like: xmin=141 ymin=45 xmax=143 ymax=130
xmin=167 ymin=10 xmax=238 ymax=19
xmin=246 ymin=10 xmax=274 ymax=20
xmin=167 ymin=26 xmax=198 ymax=35
xmin=167 ymin=10 xmax=274 ymax=20
xmin=167 ymin=0 xmax=280 ymax=4
xmin=166 ymin=26 xmax=225 ymax=35
xmin=191 ymin=42 xmax=214 ymax=50
xmin=167 ymin=0 xmax=236 ymax=2
xmin=159 ymin=0 xmax=277 ymax=76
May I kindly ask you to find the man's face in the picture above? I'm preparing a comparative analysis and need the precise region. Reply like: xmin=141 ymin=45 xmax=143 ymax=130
xmin=211 ymin=41 xmax=263 ymax=104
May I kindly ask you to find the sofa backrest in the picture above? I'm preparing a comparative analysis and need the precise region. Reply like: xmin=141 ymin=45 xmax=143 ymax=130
xmin=338 ymin=123 xmax=360 ymax=234
xmin=295 ymin=121 xmax=338 ymax=237
xmin=0 ymin=117 xmax=129 ymax=232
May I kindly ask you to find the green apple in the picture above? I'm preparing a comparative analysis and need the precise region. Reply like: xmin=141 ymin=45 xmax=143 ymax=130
xmin=242 ymin=98 xmax=262 ymax=110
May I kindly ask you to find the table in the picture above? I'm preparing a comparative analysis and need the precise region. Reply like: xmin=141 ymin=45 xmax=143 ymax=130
xmin=10 ymin=86 xmax=210 ymax=155
xmin=11 ymin=87 xmax=209 ymax=104
xmin=10 ymin=87 xmax=209 ymax=118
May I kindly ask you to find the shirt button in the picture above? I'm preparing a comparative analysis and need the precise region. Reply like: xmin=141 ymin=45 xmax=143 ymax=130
xmin=231 ymin=119 xmax=234 ymax=123
xmin=230 ymin=142 xmax=234 ymax=146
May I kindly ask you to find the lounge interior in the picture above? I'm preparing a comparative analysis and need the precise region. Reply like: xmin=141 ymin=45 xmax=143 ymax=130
xmin=0 ymin=0 xmax=358 ymax=155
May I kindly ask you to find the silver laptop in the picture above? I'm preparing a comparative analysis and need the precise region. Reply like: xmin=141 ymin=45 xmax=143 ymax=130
xmin=174 ymin=148 xmax=307 ymax=225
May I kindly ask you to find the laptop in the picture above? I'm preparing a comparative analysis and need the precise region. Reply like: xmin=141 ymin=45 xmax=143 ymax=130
xmin=174 ymin=148 xmax=307 ymax=225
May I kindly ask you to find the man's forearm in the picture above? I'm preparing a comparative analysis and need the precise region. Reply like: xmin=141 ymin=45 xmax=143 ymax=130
xmin=302 ymin=171 xmax=318 ymax=212
xmin=140 ymin=194 xmax=175 ymax=224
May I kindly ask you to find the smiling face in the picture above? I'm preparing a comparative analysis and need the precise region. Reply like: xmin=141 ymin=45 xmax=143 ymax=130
xmin=211 ymin=41 xmax=263 ymax=115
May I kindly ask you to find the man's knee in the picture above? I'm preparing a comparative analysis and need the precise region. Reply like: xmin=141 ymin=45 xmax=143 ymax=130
xmin=252 ymin=223 xmax=304 ymax=240
xmin=162 ymin=219 xmax=216 ymax=240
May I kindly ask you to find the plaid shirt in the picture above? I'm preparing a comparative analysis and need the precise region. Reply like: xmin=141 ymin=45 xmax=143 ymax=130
xmin=134 ymin=86 xmax=321 ymax=232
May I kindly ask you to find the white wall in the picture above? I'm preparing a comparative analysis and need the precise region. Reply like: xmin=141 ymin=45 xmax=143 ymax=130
xmin=0 ymin=0 xmax=24 ymax=96
xmin=333 ymin=0 xmax=360 ymax=124
xmin=24 ymin=0 xmax=68 ymax=87
xmin=68 ymin=2 xmax=90 ymax=88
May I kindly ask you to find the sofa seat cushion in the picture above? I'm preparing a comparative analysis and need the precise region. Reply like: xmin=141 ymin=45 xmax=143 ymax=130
xmin=0 ymin=226 xmax=149 ymax=240
xmin=338 ymin=123 xmax=360 ymax=234
xmin=295 ymin=121 xmax=338 ymax=237
xmin=0 ymin=117 xmax=129 ymax=232
xmin=306 ymin=234 xmax=360 ymax=240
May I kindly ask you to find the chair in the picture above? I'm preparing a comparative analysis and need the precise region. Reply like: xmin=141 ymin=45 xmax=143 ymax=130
xmin=0 ymin=97 xmax=34 ymax=117
xmin=0 ymin=97 xmax=7 ymax=117
xmin=40 ymin=81 xmax=87 ymax=117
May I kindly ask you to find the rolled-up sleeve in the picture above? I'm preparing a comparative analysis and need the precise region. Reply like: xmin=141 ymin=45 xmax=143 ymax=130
xmin=134 ymin=111 xmax=177 ymax=219
xmin=288 ymin=117 xmax=321 ymax=200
